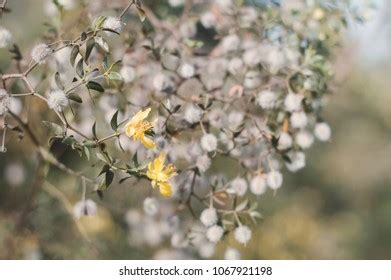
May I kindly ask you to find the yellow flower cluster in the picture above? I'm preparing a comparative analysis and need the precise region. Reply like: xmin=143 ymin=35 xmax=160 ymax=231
xmin=146 ymin=153 xmax=177 ymax=197
xmin=124 ymin=108 xmax=155 ymax=149
xmin=124 ymin=108 xmax=177 ymax=197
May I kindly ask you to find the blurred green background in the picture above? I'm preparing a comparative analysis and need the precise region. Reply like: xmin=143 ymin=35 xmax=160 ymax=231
xmin=0 ymin=0 xmax=391 ymax=259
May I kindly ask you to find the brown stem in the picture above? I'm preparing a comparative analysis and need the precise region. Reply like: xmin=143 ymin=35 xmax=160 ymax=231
xmin=119 ymin=0 xmax=136 ymax=19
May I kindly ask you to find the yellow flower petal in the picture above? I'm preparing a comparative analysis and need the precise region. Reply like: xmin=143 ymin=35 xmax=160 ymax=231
xmin=124 ymin=123 xmax=135 ymax=137
xmin=154 ymin=153 xmax=166 ymax=172
xmin=158 ymin=182 xmax=173 ymax=197
xmin=124 ymin=108 xmax=156 ymax=147
xmin=131 ymin=108 xmax=151 ymax=124
xmin=163 ymin=164 xmax=177 ymax=179
xmin=147 ymin=153 xmax=177 ymax=198
xmin=141 ymin=135 xmax=156 ymax=149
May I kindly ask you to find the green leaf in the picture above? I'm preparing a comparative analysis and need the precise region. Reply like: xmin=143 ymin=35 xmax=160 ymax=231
xmin=98 ymin=164 xmax=111 ymax=176
xmin=173 ymin=105 xmax=181 ymax=113
xmin=96 ymin=153 xmax=109 ymax=164
xmin=62 ymin=135 xmax=76 ymax=145
xmin=95 ymin=36 xmax=109 ymax=53
xmin=87 ymin=81 xmax=104 ymax=92
xmin=132 ymin=152 xmax=139 ymax=168
xmin=107 ymin=72 xmax=123 ymax=81
xmin=70 ymin=45 xmax=79 ymax=67
xmin=85 ymin=37 xmax=95 ymax=62
xmin=271 ymin=135 xmax=279 ymax=149
xmin=83 ymin=140 xmax=97 ymax=148
xmin=68 ymin=93 xmax=83 ymax=103
xmin=235 ymin=199 xmax=249 ymax=212
xmin=54 ymin=72 xmax=64 ymax=90
xmin=105 ymin=170 xmax=114 ymax=187
xmin=80 ymin=32 xmax=87 ymax=42
xmin=110 ymin=110 xmax=119 ymax=131
xmin=136 ymin=7 xmax=146 ymax=22
xmin=97 ymin=190 xmax=104 ymax=200
xmin=184 ymin=39 xmax=204 ymax=49
xmin=76 ymin=58 xmax=84 ymax=78
xmin=102 ymin=57 xmax=109 ymax=72
xmin=92 ymin=122 xmax=97 ymax=139
xmin=282 ymin=154 xmax=292 ymax=164
xmin=83 ymin=146 xmax=90 ymax=161
xmin=9 ymin=44 xmax=23 ymax=61
xmin=93 ymin=15 xmax=107 ymax=29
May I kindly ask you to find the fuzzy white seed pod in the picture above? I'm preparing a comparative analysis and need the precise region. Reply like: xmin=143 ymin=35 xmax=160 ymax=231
xmin=278 ymin=132 xmax=293 ymax=150
xmin=47 ymin=90 xmax=68 ymax=111
xmin=178 ymin=63 xmax=195 ymax=79
xmin=168 ymin=0 xmax=185 ymax=7
xmin=228 ymin=57 xmax=244 ymax=76
xmin=290 ymin=111 xmax=308 ymax=129
xmin=284 ymin=93 xmax=304 ymax=112
xmin=31 ymin=43 xmax=52 ymax=64
xmin=58 ymin=0 xmax=77 ymax=10
xmin=229 ymin=177 xmax=248 ymax=197
xmin=257 ymin=90 xmax=277 ymax=109
xmin=171 ymin=232 xmax=188 ymax=248
xmin=206 ymin=225 xmax=224 ymax=243
xmin=200 ymin=207 xmax=218 ymax=227
xmin=314 ymin=122 xmax=331 ymax=141
xmin=228 ymin=111 xmax=244 ymax=130
xmin=286 ymin=152 xmax=306 ymax=172
xmin=103 ymin=17 xmax=124 ymax=33
xmin=221 ymin=34 xmax=240 ymax=53
xmin=184 ymin=104 xmax=203 ymax=124
xmin=0 ymin=27 xmax=13 ymax=48
xmin=216 ymin=0 xmax=234 ymax=11
xmin=208 ymin=108 xmax=226 ymax=129
xmin=73 ymin=199 xmax=97 ymax=219
xmin=9 ymin=98 xmax=23 ymax=115
xmin=243 ymin=48 xmax=262 ymax=67
xmin=244 ymin=71 xmax=262 ymax=89
xmin=200 ymin=12 xmax=217 ymax=28
xmin=201 ymin=133 xmax=218 ymax=152
xmin=0 ymin=89 xmax=11 ymax=115
xmin=143 ymin=197 xmax=159 ymax=216
xmin=267 ymin=171 xmax=283 ymax=190
xmin=224 ymin=247 xmax=241 ymax=260
xmin=266 ymin=48 xmax=286 ymax=74
xmin=250 ymin=175 xmax=267 ymax=196
xmin=196 ymin=154 xmax=212 ymax=173
xmin=295 ymin=130 xmax=314 ymax=149
xmin=44 ymin=0 xmax=77 ymax=16
xmin=199 ymin=242 xmax=215 ymax=259
xmin=125 ymin=209 xmax=142 ymax=226
xmin=5 ymin=162 xmax=26 ymax=187
xmin=240 ymin=7 xmax=258 ymax=27
xmin=153 ymin=73 xmax=172 ymax=91
xmin=234 ymin=225 xmax=252 ymax=246
xmin=219 ymin=132 xmax=235 ymax=150
xmin=120 ymin=66 xmax=136 ymax=83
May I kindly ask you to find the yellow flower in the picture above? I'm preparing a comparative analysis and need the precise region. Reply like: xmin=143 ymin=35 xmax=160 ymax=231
xmin=124 ymin=108 xmax=156 ymax=149
xmin=146 ymin=153 xmax=177 ymax=197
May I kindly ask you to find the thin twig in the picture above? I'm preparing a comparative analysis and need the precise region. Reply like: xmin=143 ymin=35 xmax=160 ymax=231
xmin=119 ymin=0 xmax=136 ymax=19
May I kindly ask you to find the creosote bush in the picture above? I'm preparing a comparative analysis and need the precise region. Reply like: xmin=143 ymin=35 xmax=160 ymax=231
xmin=0 ymin=0 xmax=371 ymax=259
